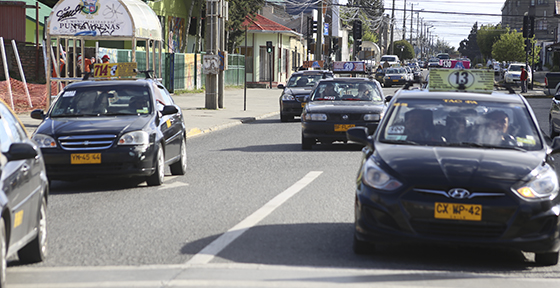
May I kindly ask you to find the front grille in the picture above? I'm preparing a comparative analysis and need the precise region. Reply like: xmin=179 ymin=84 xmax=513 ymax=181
xmin=58 ymin=134 xmax=117 ymax=150
xmin=411 ymin=219 xmax=506 ymax=238
xmin=328 ymin=113 xmax=363 ymax=121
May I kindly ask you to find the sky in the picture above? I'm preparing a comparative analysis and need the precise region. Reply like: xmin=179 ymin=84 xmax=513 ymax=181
xmin=340 ymin=0 xmax=505 ymax=49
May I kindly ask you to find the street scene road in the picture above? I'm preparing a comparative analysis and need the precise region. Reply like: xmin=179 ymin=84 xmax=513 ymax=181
xmin=6 ymin=84 xmax=560 ymax=288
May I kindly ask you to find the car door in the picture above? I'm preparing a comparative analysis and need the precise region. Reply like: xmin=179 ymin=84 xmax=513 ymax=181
xmin=152 ymin=83 xmax=183 ymax=161
xmin=0 ymin=103 xmax=42 ymax=246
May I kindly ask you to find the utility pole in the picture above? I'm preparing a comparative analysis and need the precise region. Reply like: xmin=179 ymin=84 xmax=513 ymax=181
xmin=315 ymin=1 xmax=324 ymax=61
xmin=218 ymin=0 xmax=226 ymax=108
xmin=402 ymin=0 xmax=406 ymax=40
xmin=204 ymin=0 xmax=219 ymax=109
xmin=410 ymin=4 xmax=413 ymax=42
xmin=390 ymin=0 xmax=395 ymax=54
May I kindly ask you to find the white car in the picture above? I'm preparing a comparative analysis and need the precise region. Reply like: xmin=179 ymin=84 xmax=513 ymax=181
xmin=380 ymin=55 xmax=400 ymax=67
xmin=504 ymin=63 xmax=532 ymax=87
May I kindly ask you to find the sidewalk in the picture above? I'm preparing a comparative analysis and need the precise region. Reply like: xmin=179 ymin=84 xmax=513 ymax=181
xmin=17 ymin=88 xmax=281 ymax=136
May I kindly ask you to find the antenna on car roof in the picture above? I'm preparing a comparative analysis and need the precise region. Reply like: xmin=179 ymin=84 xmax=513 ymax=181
xmin=136 ymin=70 xmax=154 ymax=79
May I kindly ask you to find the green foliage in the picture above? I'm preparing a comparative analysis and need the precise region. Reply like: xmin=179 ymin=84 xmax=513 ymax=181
xmin=341 ymin=0 xmax=384 ymax=46
xmin=389 ymin=40 xmax=415 ymax=60
xmin=491 ymin=31 xmax=540 ymax=65
xmin=477 ymin=24 xmax=507 ymax=59
xmin=363 ymin=30 xmax=378 ymax=43
xmin=227 ymin=0 xmax=265 ymax=52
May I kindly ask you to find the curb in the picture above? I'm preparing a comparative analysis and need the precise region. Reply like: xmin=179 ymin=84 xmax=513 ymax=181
xmin=186 ymin=111 xmax=279 ymax=138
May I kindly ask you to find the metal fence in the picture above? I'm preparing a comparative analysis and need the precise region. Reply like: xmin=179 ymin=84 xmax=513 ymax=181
xmin=112 ymin=49 xmax=244 ymax=92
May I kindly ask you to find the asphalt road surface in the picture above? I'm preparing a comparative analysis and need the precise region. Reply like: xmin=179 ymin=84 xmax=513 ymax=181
xmin=6 ymin=91 xmax=560 ymax=288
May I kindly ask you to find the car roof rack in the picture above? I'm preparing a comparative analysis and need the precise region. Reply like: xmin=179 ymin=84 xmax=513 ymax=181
xmin=81 ymin=71 xmax=94 ymax=81
xmin=494 ymin=83 xmax=516 ymax=94
xmin=136 ymin=70 xmax=154 ymax=79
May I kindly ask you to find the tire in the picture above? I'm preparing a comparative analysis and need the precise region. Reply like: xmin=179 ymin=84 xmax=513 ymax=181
xmin=280 ymin=113 xmax=292 ymax=122
xmin=0 ymin=219 xmax=6 ymax=288
xmin=146 ymin=145 xmax=165 ymax=186
xmin=170 ymin=137 xmax=187 ymax=175
xmin=302 ymin=133 xmax=314 ymax=150
xmin=17 ymin=197 xmax=47 ymax=263
xmin=535 ymin=252 xmax=559 ymax=266
xmin=352 ymin=234 xmax=375 ymax=255
xmin=550 ymin=117 xmax=559 ymax=138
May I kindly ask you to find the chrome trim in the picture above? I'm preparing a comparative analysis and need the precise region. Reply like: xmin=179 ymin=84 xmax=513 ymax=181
xmin=415 ymin=189 xmax=505 ymax=199
xmin=58 ymin=134 xmax=117 ymax=150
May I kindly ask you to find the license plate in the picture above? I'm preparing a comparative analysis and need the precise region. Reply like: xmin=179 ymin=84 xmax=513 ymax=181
xmin=334 ymin=124 xmax=355 ymax=132
xmin=393 ymin=80 xmax=399 ymax=82
xmin=71 ymin=153 xmax=101 ymax=164
xmin=434 ymin=202 xmax=482 ymax=221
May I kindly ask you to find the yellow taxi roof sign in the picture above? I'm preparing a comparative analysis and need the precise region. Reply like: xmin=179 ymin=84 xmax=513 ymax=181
xmin=429 ymin=68 xmax=494 ymax=93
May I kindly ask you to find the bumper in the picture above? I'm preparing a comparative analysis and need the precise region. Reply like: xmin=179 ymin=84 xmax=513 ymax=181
xmin=302 ymin=122 xmax=379 ymax=142
xmin=280 ymin=100 xmax=305 ymax=117
xmin=354 ymin=186 xmax=560 ymax=253
xmin=384 ymin=79 xmax=406 ymax=86
xmin=41 ymin=145 xmax=157 ymax=180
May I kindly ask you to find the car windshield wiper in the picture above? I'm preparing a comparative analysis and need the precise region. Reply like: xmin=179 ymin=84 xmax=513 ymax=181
xmin=380 ymin=139 xmax=420 ymax=145
xmin=103 ymin=112 xmax=135 ymax=116
xmin=449 ymin=142 xmax=527 ymax=152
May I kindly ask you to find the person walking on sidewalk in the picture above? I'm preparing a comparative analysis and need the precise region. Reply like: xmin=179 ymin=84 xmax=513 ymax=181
xmin=520 ymin=67 xmax=528 ymax=93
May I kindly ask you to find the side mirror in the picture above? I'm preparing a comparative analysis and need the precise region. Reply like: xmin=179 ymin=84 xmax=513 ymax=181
xmin=5 ymin=143 xmax=37 ymax=161
xmin=277 ymin=84 xmax=285 ymax=89
xmin=385 ymin=96 xmax=393 ymax=103
xmin=31 ymin=109 xmax=45 ymax=120
xmin=161 ymin=105 xmax=179 ymax=116
xmin=346 ymin=127 xmax=372 ymax=148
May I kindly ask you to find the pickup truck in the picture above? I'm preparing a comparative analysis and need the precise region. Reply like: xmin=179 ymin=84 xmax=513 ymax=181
xmin=545 ymin=72 xmax=560 ymax=95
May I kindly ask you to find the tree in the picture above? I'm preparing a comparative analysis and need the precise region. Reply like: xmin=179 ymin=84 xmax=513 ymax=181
xmin=492 ymin=31 xmax=540 ymax=65
xmin=227 ymin=0 xmax=265 ymax=53
xmin=389 ymin=40 xmax=415 ymax=60
xmin=477 ymin=24 xmax=507 ymax=60
xmin=458 ymin=22 xmax=481 ymax=62
xmin=341 ymin=0 xmax=384 ymax=47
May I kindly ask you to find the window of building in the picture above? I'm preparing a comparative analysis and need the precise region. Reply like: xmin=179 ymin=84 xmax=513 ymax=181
xmin=536 ymin=19 xmax=548 ymax=31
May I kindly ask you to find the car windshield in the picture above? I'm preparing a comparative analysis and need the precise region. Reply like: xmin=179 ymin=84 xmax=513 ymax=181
xmin=378 ymin=98 xmax=542 ymax=150
xmin=310 ymin=81 xmax=383 ymax=102
xmin=385 ymin=68 xmax=400 ymax=74
xmin=508 ymin=65 xmax=523 ymax=72
xmin=286 ymin=74 xmax=323 ymax=88
xmin=381 ymin=56 xmax=396 ymax=62
xmin=50 ymin=86 xmax=153 ymax=117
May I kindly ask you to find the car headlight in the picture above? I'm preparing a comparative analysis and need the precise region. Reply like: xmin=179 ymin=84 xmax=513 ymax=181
xmin=32 ymin=134 xmax=57 ymax=148
xmin=281 ymin=93 xmax=295 ymax=101
xmin=384 ymin=76 xmax=389 ymax=80
xmin=512 ymin=164 xmax=559 ymax=201
xmin=363 ymin=114 xmax=380 ymax=121
xmin=362 ymin=158 xmax=402 ymax=191
xmin=118 ymin=131 xmax=149 ymax=145
xmin=302 ymin=113 xmax=327 ymax=121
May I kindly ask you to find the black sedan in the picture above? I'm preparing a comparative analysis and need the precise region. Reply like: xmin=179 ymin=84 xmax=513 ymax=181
xmin=0 ymin=100 xmax=48 ymax=286
xmin=31 ymin=78 xmax=187 ymax=186
xmin=301 ymin=78 xmax=386 ymax=150
xmin=278 ymin=70 xmax=333 ymax=122
xmin=347 ymin=90 xmax=560 ymax=265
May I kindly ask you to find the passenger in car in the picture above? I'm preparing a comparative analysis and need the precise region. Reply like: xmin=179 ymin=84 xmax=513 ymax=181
xmin=404 ymin=109 xmax=442 ymax=142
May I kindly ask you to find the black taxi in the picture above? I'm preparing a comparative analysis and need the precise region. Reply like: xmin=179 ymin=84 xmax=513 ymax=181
xmin=30 ymin=72 xmax=187 ymax=186
xmin=301 ymin=77 xmax=386 ymax=150
xmin=278 ymin=70 xmax=333 ymax=122
xmin=347 ymin=69 xmax=560 ymax=265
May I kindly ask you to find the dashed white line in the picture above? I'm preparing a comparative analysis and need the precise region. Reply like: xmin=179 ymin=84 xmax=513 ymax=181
xmin=185 ymin=171 xmax=323 ymax=265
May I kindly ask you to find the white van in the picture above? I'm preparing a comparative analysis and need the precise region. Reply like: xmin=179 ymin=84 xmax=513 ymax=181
xmin=380 ymin=55 xmax=400 ymax=67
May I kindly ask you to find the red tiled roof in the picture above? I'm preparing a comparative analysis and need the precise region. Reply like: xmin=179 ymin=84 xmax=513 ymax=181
xmin=242 ymin=14 xmax=294 ymax=32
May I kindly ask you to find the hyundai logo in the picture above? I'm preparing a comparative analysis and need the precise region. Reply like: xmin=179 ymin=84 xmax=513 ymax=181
xmin=448 ymin=188 xmax=470 ymax=199
xmin=342 ymin=114 xmax=349 ymax=120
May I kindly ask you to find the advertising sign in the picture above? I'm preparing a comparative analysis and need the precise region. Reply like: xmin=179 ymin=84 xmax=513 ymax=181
xmin=49 ymin=0 xmax=133 ymax=37
xmin=333 ymin=61 xmax=366 ymax=72
xmin=302 ymin=60 xmax=324 ymax=69
xmin=93 ymin=62 xmax=137 ymax=78
xmin=429 ymin=68 xmax=494 ymax=93
xmin=439 ymin=59 xmax=471 ymax=69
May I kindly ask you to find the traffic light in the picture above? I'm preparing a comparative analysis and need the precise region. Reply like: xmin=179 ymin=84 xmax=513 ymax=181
xmin=333 ymin=37 xmax=339 ymax=52
xmin=355 ymin=39 xmax=363 ymax=52
xmin=525 ymin=39 xmax=531 ymax=52
xmin=266 ymin=41 xmax=273 ymax=53
xmin=522 ymin=15 xmax=534 ymax=38
xmin=312 ymin=20 xmax=318 ymax=34
xmin=306 ymin=16 xmax=313 ymax=37
xmin=353 ymin=20 xmax=362 ymax=40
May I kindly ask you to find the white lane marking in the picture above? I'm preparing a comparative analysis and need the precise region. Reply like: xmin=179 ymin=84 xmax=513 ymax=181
xmin=185 ymin=171 xmax=323 ymax=265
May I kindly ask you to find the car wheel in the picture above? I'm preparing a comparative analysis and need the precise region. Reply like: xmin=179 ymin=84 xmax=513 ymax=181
xmin=146 ymin=145 xmax=165 ymax=186
xmin=17 ymin=197 xmax=47 ymax=263
xmin=0 ymin=219 xmax=6 ymax=288
xmin=280 ymin=113 xmax=293 ymax=122
xmin=302 ymin=133 xmax=314 ymax=150
xmin=170 ymin=137 xmax=187 ymax=175
xmin=352 ymin=234 xmax=375 ymax=255
xmin=550 ymin=117 xmax=559 ymax=138
xmin=535 ymin=252 xmax=559 ymax=266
